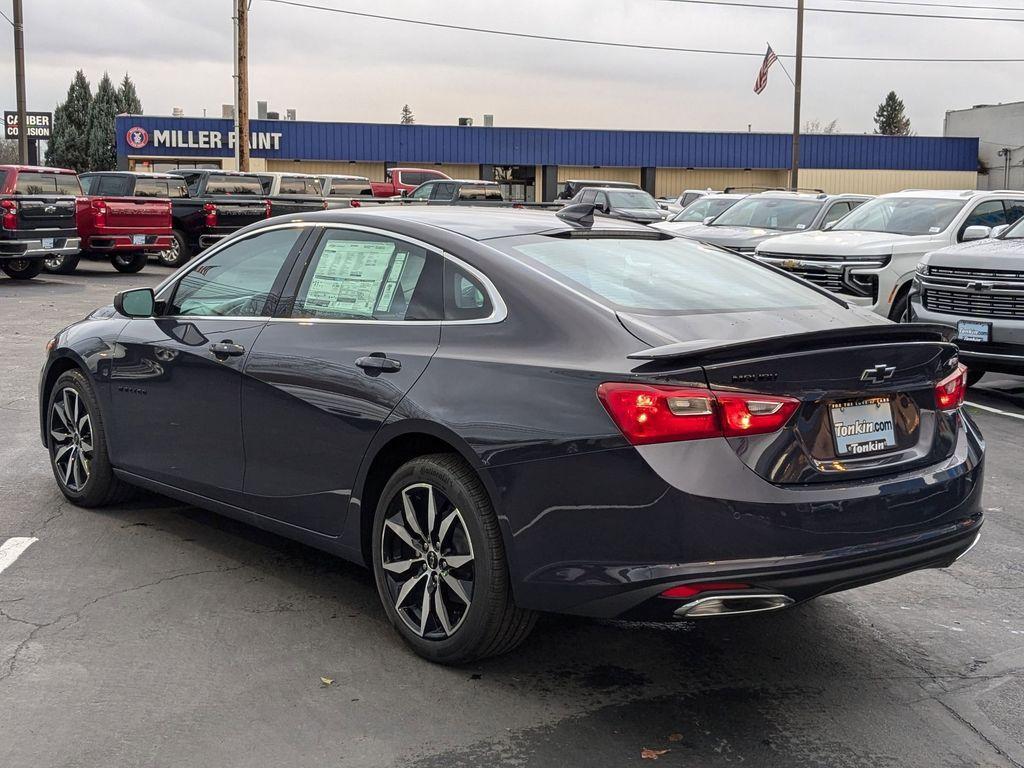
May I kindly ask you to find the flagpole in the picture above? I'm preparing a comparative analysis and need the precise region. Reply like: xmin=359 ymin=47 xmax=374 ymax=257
xmin=790 ymin=0 xmax=804 ymax=190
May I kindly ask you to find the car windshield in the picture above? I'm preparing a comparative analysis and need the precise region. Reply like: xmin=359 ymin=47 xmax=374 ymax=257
xmin=672 ymin=197 xmax=740 ymax=222
xmin=607 ymin=190 xmax=659 ymax=210
xmin=495 ymin=235 xmax=835 ymax=314
xmin=832 ymin=197 xmax=965 ymax=236
xmin=711 ymin=197 xmax=822 ymax=231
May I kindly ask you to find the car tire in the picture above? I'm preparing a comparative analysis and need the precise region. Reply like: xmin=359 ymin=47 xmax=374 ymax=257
xmin=158 ymin=230 xmax=190 ymax=268
xmin=111 ymin=251 xmax=148 ymax=274
xmin=43 ymin=253 xmax=81 ymax=275
xmin=46 ymin=369 xmax=134 ymax=508
xmin=1 ymin=258 xmax=44 ymax=279
xmin=966 ymin=369 xmax=985 ymax=388
xmin=372 ymin=453 xmax=536 ymax=664
xmin=889 ymin=290 xmax=911 ymax=322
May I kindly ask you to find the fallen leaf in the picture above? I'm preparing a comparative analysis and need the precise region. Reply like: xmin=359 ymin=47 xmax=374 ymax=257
xmin=320 ymin=677 xmax=334 ymax=686
xmin=668 ymin=733 xmax=684 ymax=742
xmin=641 ymin=748 xmax=669 ymax=760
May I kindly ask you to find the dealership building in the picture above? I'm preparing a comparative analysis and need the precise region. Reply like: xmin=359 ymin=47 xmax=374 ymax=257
xmin=115 ymin=115 xmax=979 ymax=201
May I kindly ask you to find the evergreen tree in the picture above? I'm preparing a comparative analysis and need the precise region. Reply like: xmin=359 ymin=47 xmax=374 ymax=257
xmin=873 ymin=91 xmax=912 ymax=136
xmin=48 ymin=70 xmax=92 ymax=171
xmin=87 ymin=72 xmax=119 ymax=171
xmin=400 ymin=104 xmax=415 ymax=125
xmin=116 ymin=73 xmax=143 ymax=115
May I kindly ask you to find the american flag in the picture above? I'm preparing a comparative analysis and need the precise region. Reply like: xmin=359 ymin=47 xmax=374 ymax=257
xmin=753 ymin=45 xmax=778 ymax=95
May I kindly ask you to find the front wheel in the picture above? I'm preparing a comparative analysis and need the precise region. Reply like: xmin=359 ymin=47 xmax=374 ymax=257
xmin=157 ymin=230 xmax=189 ymax=268
xmin=111 ymin=251 xmax=147 ymax=274
xmin=1 ymin=258 xmax=44 ymax=279
xmin=43 ymin=253 xmax=81 ymax=275
xmin=372 ymin=454 xmax=536 ymax=664
xmin=889 ymin=290 xmax=911 ymax=322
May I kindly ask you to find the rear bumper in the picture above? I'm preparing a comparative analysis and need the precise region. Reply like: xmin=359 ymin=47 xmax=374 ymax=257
xmin=0 ymin=235 xmax=80 ymax=259
xmin=84 ymin=233 xmax=173 ymax=252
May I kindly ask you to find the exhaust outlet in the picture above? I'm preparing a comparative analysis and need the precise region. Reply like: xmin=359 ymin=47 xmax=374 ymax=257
xmin=673 ymin=593 xmax=794 ymax=618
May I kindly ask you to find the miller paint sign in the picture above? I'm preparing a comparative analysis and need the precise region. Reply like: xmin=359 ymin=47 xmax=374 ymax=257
xmin=124 ymin=125 xmax=282 ymax=152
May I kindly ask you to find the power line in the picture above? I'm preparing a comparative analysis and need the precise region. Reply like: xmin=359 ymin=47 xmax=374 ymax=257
xmin=661 ymin=0 xmax=1024 ymax=23
xmin=259 ymin=0 xmax=1024 ymax=61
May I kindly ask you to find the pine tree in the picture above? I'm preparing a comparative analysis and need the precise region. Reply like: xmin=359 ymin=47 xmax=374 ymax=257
xmin=87 ymin=72 xmax=119 ymax=171
xmin=116 ymin=73 xmax=143 ymax=115
xmin=873 ymin=91 xmax=912 ymax=136
xmin=48 ymin=71 xmax=92 ymax=171
xmin=400 ymin=104 xmax=415 ymax=125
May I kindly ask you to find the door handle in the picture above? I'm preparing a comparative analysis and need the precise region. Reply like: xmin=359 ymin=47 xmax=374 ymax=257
xmin=209 ymin=340 xmax=246 ymax=358
xmin=356 ymin=353 xmax=402 ymax=374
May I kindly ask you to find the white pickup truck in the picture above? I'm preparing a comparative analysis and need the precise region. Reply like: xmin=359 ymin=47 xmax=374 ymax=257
xmin=754 ymin=190 xmax=1024 ymax=319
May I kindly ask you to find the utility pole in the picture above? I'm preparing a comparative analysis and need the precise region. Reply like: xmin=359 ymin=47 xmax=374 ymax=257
xmin=790 ymin=0 xmax=804 ymax=190
xmin=13 ymin=0 xmax=28 ymax=164
xmin=235 ymin=0 xmax=250 ymax=171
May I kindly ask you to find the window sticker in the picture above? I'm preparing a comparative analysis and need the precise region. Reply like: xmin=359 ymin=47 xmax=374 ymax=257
xmin=304 ymin=240 xmax=396 ymax=316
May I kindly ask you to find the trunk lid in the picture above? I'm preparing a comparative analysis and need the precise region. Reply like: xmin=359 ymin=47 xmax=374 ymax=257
xmin=622 ymin=311 xmax=961 ymax=484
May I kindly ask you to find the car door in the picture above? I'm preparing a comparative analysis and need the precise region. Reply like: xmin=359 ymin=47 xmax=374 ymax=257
xmin=239 ymin=225 xmax=444 ymax=535
xmin=108 ymin=225 xmax=310 ymax=501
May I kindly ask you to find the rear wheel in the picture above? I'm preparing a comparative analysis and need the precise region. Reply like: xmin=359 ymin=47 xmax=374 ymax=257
xmin=372 ymin=454 xmax=536 ymax=664
xmin=157 ymin=230 xmax=189 ymax=268
xmin=111 ymin=251 xmax=147 ymax=274
xmin=1 ymin=259 xmax=43 ymax=279
xmin=46 ymin=370 xmax=133 ymax=507
xmin=43 ymin=253 xmax=81 ymax=275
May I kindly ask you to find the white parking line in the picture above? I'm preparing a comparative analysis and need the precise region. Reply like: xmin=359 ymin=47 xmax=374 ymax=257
xmin=965 ymin=401 xmax=1024 ymax=421
xmin=0 ymin=537 xmax=37 ymax=576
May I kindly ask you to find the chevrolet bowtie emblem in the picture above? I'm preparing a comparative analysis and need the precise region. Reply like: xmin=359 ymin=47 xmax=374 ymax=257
xmin=861 ymin=364 xmax=896 ymax=384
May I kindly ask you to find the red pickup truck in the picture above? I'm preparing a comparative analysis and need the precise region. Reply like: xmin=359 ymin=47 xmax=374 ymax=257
xmin=44 ymin=172 xmax=174 ymax=275
xmin=371 ymin=167 xmax=451 ymax=197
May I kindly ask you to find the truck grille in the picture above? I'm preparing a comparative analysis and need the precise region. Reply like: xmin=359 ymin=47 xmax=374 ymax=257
xmin=779 ymin=265 xmax=845 ymax=292
xmin=924 ymin=288 xmax=1024 ymax=319
xmin=929 ymin=265 xmax=1024 ymax=281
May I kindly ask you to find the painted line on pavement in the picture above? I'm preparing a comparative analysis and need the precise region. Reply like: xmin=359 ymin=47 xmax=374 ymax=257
xmin=0 ymin=537 xmax=38 ymax=576
xmin=965 ymin=401 xmax=1024 ymax=422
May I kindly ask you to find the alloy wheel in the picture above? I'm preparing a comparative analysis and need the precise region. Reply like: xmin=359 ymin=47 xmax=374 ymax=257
xmin=49 ymin=387 xmax=93 ymax=492
xmin=44 ymin=256 xmax=65 ymax=271
xmin=380 ymin=482 xmax=475 ymax=640
xmin=158 ymin=238 xmax=179 ymax=266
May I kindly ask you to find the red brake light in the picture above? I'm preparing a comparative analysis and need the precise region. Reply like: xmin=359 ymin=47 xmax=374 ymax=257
xmin=661 ymin=582 xmax=751 ymax=599
xmin=91 ymin=198 xmax=108 ymax=228
xmin=349 ymin=199 xmax=361 ymax=208
xmin=0 ymin=199 xmax=17 ymax=229
xmin=935 ymin=363 xmax=968 ymax=410
xmin=263 ymin=199 xmax=272 ymax=218
xmin=597 ymin=383 xmax=799 ymax=445
xmin=203 ymin=202 xmax=218 ymax=227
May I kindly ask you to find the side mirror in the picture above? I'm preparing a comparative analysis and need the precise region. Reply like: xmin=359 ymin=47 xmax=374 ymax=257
xmin=703 ymin=216 xmax=715 ymax=226
xmin=991 ymin=224 xmax=1009 ymax=238
xmin=822 ymin=220 xmax=837 ymax=231
xmin=962 ymin=225 xmax=992 ymax=242
xmin=114 ymin=288 xmax=155 ymax=318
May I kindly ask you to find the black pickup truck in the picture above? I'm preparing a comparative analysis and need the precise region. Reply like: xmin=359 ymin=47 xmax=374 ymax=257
xmin=162 ymin=170 xmax=271 ymax=267
xmin=256 ymin=172 xmax=327 ymax=218
xmin=0 ymin=165 xmax=81 ymax=280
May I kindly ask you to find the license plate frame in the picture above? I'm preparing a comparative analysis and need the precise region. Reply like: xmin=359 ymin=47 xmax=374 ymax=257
xmin=957 ymin=319 xmax=991 ymax=343
xmin=132 ymin=234 xmax=147 ymax=246
xmin=829 ymin=396 xmax=898 ymax=457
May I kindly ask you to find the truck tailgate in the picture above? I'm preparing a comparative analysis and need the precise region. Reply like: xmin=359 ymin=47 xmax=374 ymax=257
xmin=17 ymin=197 xmax=77 ymax=231
xmin=97 ymin=197 xmax=172 ymax=231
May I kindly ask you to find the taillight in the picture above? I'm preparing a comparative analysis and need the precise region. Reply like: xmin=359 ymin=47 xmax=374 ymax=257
xmin=597 ymin=383 xmax=799 ymax=445
xmin=321 ymin=199 xmax=328 ymax=210
xmin=203 ymin=202 xmax=218 ymax=227
xmin=661 ymin=582 xmax=751 ymax=599
xmin=91 ymin=198 xmax=108 ymax=228
xmin=935 ymin=363 xmax=968 ymax=410
xmin=0 ymin=199 xmax=16 ymax=229
xmin=349 ymin=199 xmax=361 ymax=208
xmin=263 ymin=199 xmax=272 ymax=218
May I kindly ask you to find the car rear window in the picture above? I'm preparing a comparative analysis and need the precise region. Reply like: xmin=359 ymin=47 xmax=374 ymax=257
xmin=205 ymin=175 xmax=263 ymax=195
xmin=496 ymin=236 xmax=836 ymax=314
xmin=14 ymin=172 xmax=82 ymax=196
xmin=458 ymin=185 xmax=503 ymax=201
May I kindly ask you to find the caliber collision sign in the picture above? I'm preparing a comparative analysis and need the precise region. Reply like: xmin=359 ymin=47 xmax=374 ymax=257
xmin=4 ymin=111 xmax=53 ymax=140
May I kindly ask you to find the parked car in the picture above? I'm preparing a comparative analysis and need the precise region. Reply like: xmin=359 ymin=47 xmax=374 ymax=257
xmin=557 ymin=178 xmax=642 ymax=200
xmin=42 ymin=172 xmax=175 ymax=275
xmin=407 ymin=179 xmax=507 ymax=204
xmin=256 ymin=172 xmax=328 ymax=218
xmin=371 ymin=168 xmax=451 ymax=198
xmin=318 ymin=174 xmax=374 ymax=199
xmin=568 ymin=186 xmax=666 ymax=224
xmin=676 ymin=191 xmax=870 ymax=255
xmin=651 ymin=192 xmax=748 ymax=234
xmin=659 ymin=188 xmax=714 ymax=214
xmin=0 ymin=165 xmax=80 ymax=280
xmin=160 ymin=169 xmax=271 ymax=268
xmin=39 ymin=206 xmax=982 ymax=664
xmin=755 ymin=190 xmax=1024 ymax=320
xmin=910 ymin=216 xmax=1024 ymax=386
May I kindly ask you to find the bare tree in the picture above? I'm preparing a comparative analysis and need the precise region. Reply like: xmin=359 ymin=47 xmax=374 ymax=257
xmin=803 ymin=118 xmax=840 ymax=134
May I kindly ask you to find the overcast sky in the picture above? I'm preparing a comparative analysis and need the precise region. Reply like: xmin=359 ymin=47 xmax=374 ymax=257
xmin=3 ymin=0 xmax=1023 ymax=136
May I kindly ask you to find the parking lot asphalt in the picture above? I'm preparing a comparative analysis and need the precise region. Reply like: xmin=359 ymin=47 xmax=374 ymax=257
xmin=1 ymin=261 xmax=1023 ymax=768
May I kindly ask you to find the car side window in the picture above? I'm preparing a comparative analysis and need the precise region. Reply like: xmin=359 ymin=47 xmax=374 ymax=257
xmin=960 ymin=200 xmax=1006 ymax=240
xmin=822 ymin=202 xmax=851 ymax=227
xmin=444 ymin=260 xmax=493 ymax=321
xmin=580 ymin=189 xmax=597 ymax=205
xmin=596 ymin=192 xmax=610 ymax=210
xmin=168 ymin=228 xmax=303 ymax=317
xmin=409 ymin=183 xmax=433 ymax=200
xmin=291 ymin=229 xmax=442 ymax=321
xmin=1005 ymin=201 xmax=1024 ymax=225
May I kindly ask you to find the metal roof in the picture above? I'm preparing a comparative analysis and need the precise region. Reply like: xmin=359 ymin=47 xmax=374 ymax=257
xmin=116 ymin=116 xmax=979 ymax=172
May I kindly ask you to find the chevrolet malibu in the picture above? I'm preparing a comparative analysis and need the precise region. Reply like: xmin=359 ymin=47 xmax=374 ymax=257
xmin=39 ymin=207 xmax=984 ymax=664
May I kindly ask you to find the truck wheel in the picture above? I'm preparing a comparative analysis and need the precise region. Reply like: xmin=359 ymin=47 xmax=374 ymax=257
xmin=888 ymin=289 xmax=911 ymax=322
xmin=43 ymin=253 xmax=81 ymax=275
xmin=111 ymin=252 xmax=147 ymax=274
xmin=1 ymin=259 xmax=44 ymax=279
xmin=158 ymin=231 xmax=189 ymax=268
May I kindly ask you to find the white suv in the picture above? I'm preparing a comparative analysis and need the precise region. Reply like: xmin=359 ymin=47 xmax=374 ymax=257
xmin=755 ymin=190 xmax=1024 ymax=319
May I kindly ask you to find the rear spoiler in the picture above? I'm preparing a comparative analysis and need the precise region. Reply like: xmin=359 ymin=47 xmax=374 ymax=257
xmin=626 ymin=323 xmax=957 ymax=365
